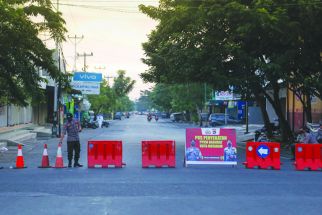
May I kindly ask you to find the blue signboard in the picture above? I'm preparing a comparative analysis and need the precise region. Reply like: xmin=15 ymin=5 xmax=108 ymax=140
xmin=256 ymin=144 xmax=270 ymax=158
xmin=73 ymin=72 xmax=102 ymax=82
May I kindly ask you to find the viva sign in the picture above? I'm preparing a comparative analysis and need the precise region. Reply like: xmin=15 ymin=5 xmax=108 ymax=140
xmin=73 ymin=72 xmax=102 ymax=82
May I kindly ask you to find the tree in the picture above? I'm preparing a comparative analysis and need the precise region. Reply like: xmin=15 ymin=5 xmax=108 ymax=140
xmin=144 ymin=83 xmax=211 ymax=122
xmin=87 ymin=79 xmax=116 ymax=114
xmin=140 ymin=0 xmax=322 ymax=144
xmin=88 ymin=70 xmax=135 ymax=114
xmin=113 ymin=70 xmax=136 ymax=97
xmin=0 ymin=0 xmax=67 ymax=106
xmin=135 ymin=90 xmax=153 ymax=112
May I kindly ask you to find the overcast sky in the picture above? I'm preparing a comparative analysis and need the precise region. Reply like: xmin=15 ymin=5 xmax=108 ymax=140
xmin=58 ymin=0 xmax=159 ymax=100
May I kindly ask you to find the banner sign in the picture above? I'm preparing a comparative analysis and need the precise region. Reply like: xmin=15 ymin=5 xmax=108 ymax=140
xmin=71 ymin=81 xmax=100 ymax=95
xmin=185 ymin=128 xmax=237 ymax=165
xmin=214 ymin=91 xmax=234 ymax=100
xmin=73 ymin=72 xmax=102 ymax=82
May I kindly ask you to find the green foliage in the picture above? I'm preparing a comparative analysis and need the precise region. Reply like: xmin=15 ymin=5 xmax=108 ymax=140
xmin=112 ymin=70 xmax=136 ymax=97
xmin=140 ymin=0 xmax=322 ymax=141
xmin=135 ymin=90 xmax=153 ymax=112
xmin=88 ymin=70 xmax=134 ymax=114
xmin=87 ymin=79 xmax=116 ymax=113
xmin=0 ymin=0 xmax=67 ymax=106
xmin=142 ymin=83 xmax=212 ymax=117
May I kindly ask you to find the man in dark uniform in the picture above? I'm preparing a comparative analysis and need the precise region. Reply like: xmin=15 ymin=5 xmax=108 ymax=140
xmin=59 ymin=113 xmax=83 ymax=168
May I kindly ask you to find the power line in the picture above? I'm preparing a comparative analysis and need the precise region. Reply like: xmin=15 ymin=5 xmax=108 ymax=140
xmin=68 ymin=35 xmax=84 ymax=72
xmin=58 ymin=0 xmax=322 ymax=9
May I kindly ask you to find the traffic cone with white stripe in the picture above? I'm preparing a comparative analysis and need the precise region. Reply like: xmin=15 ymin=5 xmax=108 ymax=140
xmin=15 ymin=144 xmax=26 ymax=169
xmin=54 ymin=143 xmax=66 ymax=168
xmin=39 ymin=144 xmax=51 ymax=168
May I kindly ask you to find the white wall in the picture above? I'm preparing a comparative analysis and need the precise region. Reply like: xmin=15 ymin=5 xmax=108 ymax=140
xmin=0 ymin=104 xmax=32 ymax=127
xmin=266 ymin=88 xmax=287 ymax=122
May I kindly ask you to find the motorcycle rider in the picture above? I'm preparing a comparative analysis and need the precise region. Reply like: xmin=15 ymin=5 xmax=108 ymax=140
xmin=147 ymin=113 xmax=152 ymax=121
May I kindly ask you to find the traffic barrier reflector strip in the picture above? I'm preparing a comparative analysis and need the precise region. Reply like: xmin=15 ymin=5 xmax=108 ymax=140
xmin=294 ymin=143 xmax=322 ymax=171
xmin=15 ymin=144 xmax=27 ymax=169
xmin=88 ymin=140 xmax=125 ymax=168
xmin=243 ymin=142 xmax=281 ymax=170
xmin=142 ymin=140 xmax=176 ymax=168
xmin=39 ymin=144 xmax=51 ymax=168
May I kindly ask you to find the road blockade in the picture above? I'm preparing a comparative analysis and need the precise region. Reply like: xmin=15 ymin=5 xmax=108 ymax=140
xmin=54 ymin=143 xmax=66 ymax=168
xmin=39 ymin=144 xmax=51 ymax=168
xmin=294 ymin=143 xmax=322 ymax=171
xmin=142 ymin=140 xmax=176 ymax=168
xmin=88 ymin=140 xmax=124 ymax=168
xmin=15 ymin=144 xmax=26 ymax=169
xmin=243 ymin=142 xmax=281 ymax=170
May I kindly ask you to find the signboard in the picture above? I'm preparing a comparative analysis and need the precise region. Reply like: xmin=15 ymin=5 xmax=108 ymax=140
xmin=71 ymin=81 xmax=100 ymax=95
xmin=214 ymin=91 xmax=241 ymax=101
xmin=214 ymin=91 xmax=234 ymax=100
xmin=73 ymin=72 xmax=102 ymax=82
xmin=185 ymin=128 xmax=237 ymax=166
xmin=256 ymin=144 xmax=270 ymax=158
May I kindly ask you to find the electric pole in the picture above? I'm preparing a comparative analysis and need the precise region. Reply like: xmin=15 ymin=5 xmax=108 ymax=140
xmin=77 ymin=52 xmax=93 ymax=72
xmin=105 ymin=76 xmax=115 ymax=86
xmin=68 ymin=35 xmax=84 ymax=71
xmin=52 ymin=0 xmax=60 ymax=137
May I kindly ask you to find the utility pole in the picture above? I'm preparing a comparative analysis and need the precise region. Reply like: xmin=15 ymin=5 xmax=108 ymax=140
xmin=105 ymin=76 xmax=115 ymax=86
xmin=52 ymin=0 xmax=60 ymax=137
xmin=77 ymin=52 xmax=93 ymax=72
xmin=68 ymin=35 xmax=84 ymax=71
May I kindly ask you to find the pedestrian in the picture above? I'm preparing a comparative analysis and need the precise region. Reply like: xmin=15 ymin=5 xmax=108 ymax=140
xmin=302 ymin=126 xmax=318 ymax=144
xmin=291 ymin=126 xmax=318 ymax=160
xmin=59 ymin=113 xmax=83 ymax=168
xmin=317 ymin=122 xmax=322 ymax=143
xmin=97 ymin=114 xmax=103 ymax=128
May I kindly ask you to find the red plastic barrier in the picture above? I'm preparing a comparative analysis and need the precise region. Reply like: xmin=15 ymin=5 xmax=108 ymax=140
xmin=88 ymin=140 xmax=125 ymax=168
xmin=142 ymin=140 xmax=176 ymax=168
xmin=243 ymin=142 xmax=281 ymax=170
xmin=294 ymin=143 xmax=322 ymax=171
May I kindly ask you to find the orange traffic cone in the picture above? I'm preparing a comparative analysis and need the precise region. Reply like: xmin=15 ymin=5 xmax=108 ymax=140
xmin=39 ymin=144 xmax=51 ymax=168
xmin=55 ymin=143 xmax=66 ymax=168
xmin=15 ymin=144 xmax=26 ymax=169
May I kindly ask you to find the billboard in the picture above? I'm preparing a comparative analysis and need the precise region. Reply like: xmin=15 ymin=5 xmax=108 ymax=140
xmin=71 ymin=81 xmax=100 ymax=95
xmin=214 ymin=91 xmax=241 ymax=101
xmin=185 ymin=128 xmax=237 ymax=166
xmin=73 ymin=72 xmax=102 ymax=82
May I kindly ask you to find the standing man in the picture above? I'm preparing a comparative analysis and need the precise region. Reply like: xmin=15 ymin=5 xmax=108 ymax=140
xmin=59 ymin=113 xmax=83 ymax=168
xmin=97 ymin=114 xmax=103 ymax=128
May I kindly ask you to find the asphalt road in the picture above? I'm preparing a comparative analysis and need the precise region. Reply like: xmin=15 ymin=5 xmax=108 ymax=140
xmin=0 ymin=115 xmax=321 ymax=215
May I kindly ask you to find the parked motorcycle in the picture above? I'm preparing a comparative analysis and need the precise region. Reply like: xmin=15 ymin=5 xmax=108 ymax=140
xmin=82 ymin=119 xmax=98 ymax=129
xmin=294 ymin=122 xmax=320 ymax=143
xmin=254 ymin=119 xmax=280 ymax=141
xmin=102 ymin=120 xmax=109 ymax=128
xmin=147 ymin=115 xmax=152 ymax=122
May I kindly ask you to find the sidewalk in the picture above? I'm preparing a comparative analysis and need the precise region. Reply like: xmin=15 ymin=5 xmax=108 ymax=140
xmin=0 ymin=123 xmax=52 ymax=149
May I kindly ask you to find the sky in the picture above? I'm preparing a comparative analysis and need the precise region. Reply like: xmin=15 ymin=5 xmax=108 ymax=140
xmin=57 ymin=0 xmax=159 ymax=100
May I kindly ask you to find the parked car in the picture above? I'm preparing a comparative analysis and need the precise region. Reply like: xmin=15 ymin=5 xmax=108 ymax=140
xmin=161 ymin=112 xmax=169 ymax=118
xmin=208 ymin=113 xmax=241 ymax=126
xmin=113 ymin=112 xmax=122 ymax=120
xmin=170 ymin=112 xmax=184 ymax=122
xmin=199 ymin=112 xmax=210 ymax=126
